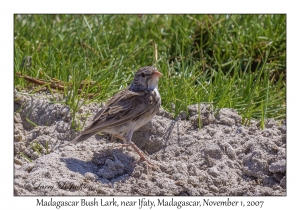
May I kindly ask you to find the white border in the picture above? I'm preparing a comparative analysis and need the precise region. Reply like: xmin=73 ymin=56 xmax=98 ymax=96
xmin=2 ymin=0 xmax=298 ymax=209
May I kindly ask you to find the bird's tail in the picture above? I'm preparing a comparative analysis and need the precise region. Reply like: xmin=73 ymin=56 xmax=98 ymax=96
xmin=71 ymin=131 xmax=97 ymax=144
xmin=55 ymin=131 xmax=97 ymax=149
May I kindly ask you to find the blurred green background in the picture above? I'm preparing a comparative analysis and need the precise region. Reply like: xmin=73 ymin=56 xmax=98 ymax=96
xmin=14 ymin=14 xmax=286 ymax=127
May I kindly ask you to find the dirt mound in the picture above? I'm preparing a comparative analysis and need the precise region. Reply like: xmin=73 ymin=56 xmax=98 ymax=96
xmin=14 ymin=90 xmax=286 ymax=195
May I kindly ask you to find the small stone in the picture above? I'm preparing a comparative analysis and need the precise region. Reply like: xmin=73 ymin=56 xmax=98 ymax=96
xmin=203 ymin=144 xmax=222 ymax=159
xmin=265 ymin=119 xmax=277 ymax=128
xmin=24 ymin=163 xmax=35 ymax=172
xmin=269 ymin=160 xmax=286 ymax=173
xmin=14 ymin=158 xmax=23 ymax=166
xmin=84 ymin=172 xmax=98 ymax=181
xmin=178 ymin=111 xmax=187 ymax=120
xmin=207 ymin=167 xmax=220 ymax=177
xmin=280 ymin=176 xmax=286 ymax=189
xmin=209 ymin=185 xmax=219 ymax=193
xmin=25 ymin=183 xmax=34 ymax=191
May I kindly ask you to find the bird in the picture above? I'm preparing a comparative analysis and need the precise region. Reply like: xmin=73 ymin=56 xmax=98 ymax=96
xmin=69 ymin=66 xmax=163 ymax=165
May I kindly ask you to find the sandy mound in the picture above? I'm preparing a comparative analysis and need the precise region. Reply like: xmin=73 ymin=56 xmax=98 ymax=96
xmin=14 ymin=89 xmax=286 ymax=196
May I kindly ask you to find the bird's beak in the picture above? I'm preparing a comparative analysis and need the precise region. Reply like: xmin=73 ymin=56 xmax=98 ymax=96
xmin=152 ymin=70 xmax=163 ymax=77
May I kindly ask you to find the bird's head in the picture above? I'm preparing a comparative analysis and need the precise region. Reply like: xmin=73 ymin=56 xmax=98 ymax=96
xmin=130 ymin=66 xmax=163 ymax=91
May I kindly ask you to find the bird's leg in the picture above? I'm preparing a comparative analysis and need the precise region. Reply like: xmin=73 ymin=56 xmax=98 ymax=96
xmin=126 ymin=130 xmax=153 ymax=165
xmin=129 ymin=142 xmax=153 ymax=166
xmin=111 ymin=134 xmax=127 ymax=146
xmin=113 ymin=134 xmax=130 ymax=149
xmin=113 ymin=131 xmax=153 ymax=165
xmin=110 ymin=134 xmax=116 ymax=141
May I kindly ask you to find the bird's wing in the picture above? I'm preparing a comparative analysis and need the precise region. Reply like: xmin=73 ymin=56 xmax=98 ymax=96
xmin=80 ymin=89 xmax=155 ymax=135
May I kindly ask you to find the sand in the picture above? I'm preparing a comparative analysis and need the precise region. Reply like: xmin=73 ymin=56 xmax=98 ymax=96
xmin=14 ymin=89 xmax=286 ymax=196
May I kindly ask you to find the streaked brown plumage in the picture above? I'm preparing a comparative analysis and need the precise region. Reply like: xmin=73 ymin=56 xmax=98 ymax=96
xmin=70 ymin=66 xmax=162 ymax=164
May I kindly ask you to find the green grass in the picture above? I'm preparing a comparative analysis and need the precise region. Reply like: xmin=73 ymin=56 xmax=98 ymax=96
xmin=14 ymin=14 xmax=286 ymax=128
xmin=19 ymin=152 xmax=32 ymax=162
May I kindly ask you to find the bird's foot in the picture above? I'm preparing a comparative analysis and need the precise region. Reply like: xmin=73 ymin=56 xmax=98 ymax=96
xmin=116 ymin=143 xmax=130 ymax=149
xmin=131 ymin=156 xmax=154 ymax=166
xmin=128 ymin=142 xmax=154 ymax=166
xmin=109 ymin=134 xmax=116 ymax=141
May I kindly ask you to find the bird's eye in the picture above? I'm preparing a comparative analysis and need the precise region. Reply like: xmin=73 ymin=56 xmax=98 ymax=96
xmin=141 ymin=73 xmax=145 ymax=77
